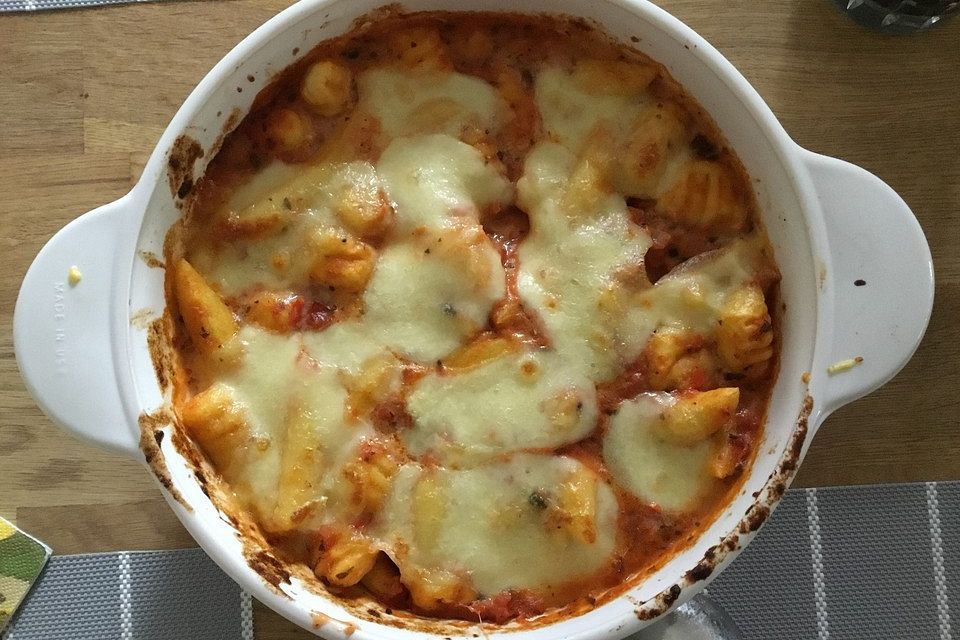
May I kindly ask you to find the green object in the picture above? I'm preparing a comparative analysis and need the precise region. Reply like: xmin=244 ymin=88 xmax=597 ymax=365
xmin=0 ymin=518 xmax=51 ymax=631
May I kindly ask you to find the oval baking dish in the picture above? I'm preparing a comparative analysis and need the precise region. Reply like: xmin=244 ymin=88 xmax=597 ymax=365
xmin=14 ymin=1 xmax=934 ymax=638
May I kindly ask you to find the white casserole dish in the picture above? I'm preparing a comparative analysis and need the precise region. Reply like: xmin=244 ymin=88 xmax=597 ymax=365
xmin=13 ymin=0 xmax=934 ymax=637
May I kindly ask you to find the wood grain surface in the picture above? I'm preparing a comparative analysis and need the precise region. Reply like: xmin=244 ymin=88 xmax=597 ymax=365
xmin=0 ymin=1 xmax=957 ymax=638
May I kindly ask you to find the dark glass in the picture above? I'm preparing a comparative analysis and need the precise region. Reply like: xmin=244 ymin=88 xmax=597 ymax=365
xmin=640 ymin=594 xmax=744 ymax=639
xmin=833 ymin=0 xmax=959 ymax=32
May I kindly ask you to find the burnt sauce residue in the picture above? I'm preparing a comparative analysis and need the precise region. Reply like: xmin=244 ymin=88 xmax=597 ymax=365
xmin=146 ymin=316 xmax=173 ymax=391
xmin=138 ymin=409 xmax=188 ymax=509
xmin=167 ymin=135 xmax=204 ymax=203
xmin=138 ymin=250 xmax=166 ymax=270
xmin=247 ymin=549 xmax=293 ymax=590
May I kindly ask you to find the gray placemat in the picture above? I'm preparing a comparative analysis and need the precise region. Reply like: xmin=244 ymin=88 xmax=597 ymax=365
xmin=709 ymin=482 xmax=956 ymax=639
xmin=2 ymin=481 xmax=956 ymax=639
xmin=0 ymin=0 xmax=166 ymax=12
xmin=1 ymin=550 xmax=252 ymax=640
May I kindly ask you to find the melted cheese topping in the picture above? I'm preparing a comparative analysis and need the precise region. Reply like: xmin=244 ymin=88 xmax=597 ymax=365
xmin=205 ymin=161 xmax=383 ymax=295
xmin=215 ymin=327 xmax=302 ymax=441
xmin=378 ymin=134 xmax=512 ymax=237
xmin=301 ymin=321 xmax=383 ymax=374
xmin=405 ymin=349 xmax=598 ymax=465
xmin=359 ymin=68 xmax=505 ymax=139
xmin=213 ymin=326 xmax=372 ymax=527
xmin=377 ymin=455 xmax=617 ymax=596
xmin=617 ymin=238 xmax=763 ymax=362
xmin=352 ymin=237 xmax=504 ymax=363
xmin=225 ymin=161 xmax=300 ymax=214
xmin=517 ymin=142 xmax=652 ymax=380
xmin=603 ymin=394 xmax=719 ymax=512
xmin=536 ymin=65 xmax=693 ymax=200
xmin=536 ymin=66 xmax=651 ymax=153
xmin=313 ymin=133 xmax=508 ymax=363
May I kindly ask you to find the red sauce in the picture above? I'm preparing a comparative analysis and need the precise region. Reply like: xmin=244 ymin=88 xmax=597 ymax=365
xmin=483 ymin=206 xmax=550 ymax=346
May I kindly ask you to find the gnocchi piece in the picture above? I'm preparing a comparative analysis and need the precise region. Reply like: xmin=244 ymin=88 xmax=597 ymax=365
xmin=360 ymin=553 xmax=407 ymax=603
xmin=244 ymin=291 xmax=301 ymax=333
xmin=315 ymin=533 xmax=379 ymax=587
xmin=273 ymin=402 xmax=326 ymax=532
xmin=561 ymin=128 xmax=615 ymax=217
xmin=179 ymin=383 xmax=248 ymax=471
xmin=301 ymin=60 xmax=354 ymax=117
xmin=333 ymin=183 xmax=392 ymax=239
xmin=709 ymin=425 xmax=746 ymax=479
xmin=657 ymin=159 xmax=748 ymax=231
xmin=428 ymin=225 xmax=500 ymax=293
xmin=667 ymin=352 xmax=718 ymax=392
xmin=309 ymin=230 xmax=377 ymax=292
xmin=459 ymin=125 xmax=502 ymax=169
xmin=173 ymin=259 xmax=238 ymax=354
xmin=389 ymin=27 xmax=451 ymax=71
xmin=406 ymin=567 xmax=477 ymax=611
xmin=545 ymin=468 xmax=599 ymax=545
xmin=657 ymin=387 xmax=740 ymax=447
xmin=542 ymin=389 xmax=586 ymax=434
xmin=217 ymin=209 xmax=284 ymax=240
xmin=645 ymin=330 xmax=717 ymax=391
xmin=319 ymin=111 xmax=382 ymax=163
xmin=571 ymin=59 xmax=659 ymax=96
xmin=441 ymin=334 xmax=519 ymax=372
xmin=493 ymin=66 xmax=539 ymax=160
xmin=342 ymin=441 xmax=400 ymax=518
xmin=613 ymin=104 xmax=686 ymax=197
xmin=716 ymin=285 xmax=774 ymax=376
xmin=413 ymin=473 xmax=446 ymax=551
xmin=266 ymin=108 xmax=313 ymax=154
xmin=341 ymin=353 xmax=404 ymax=422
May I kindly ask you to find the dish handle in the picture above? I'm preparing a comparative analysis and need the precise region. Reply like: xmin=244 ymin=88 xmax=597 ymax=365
xmin=802 ymin=149 xmax=934 ymax=417
xmin=14 ymin=196 xmax=142 ymax=458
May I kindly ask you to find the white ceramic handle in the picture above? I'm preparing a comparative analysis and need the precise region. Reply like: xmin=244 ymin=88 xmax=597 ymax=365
xmin=802 ymin=149 xmax=934 ymax=416
xmin=14 ymin=196 xmax=141 ymax=458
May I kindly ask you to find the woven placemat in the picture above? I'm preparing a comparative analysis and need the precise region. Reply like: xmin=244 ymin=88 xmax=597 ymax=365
xmin=709 ymin=482 xmax=956 ymax=639
xmin=2 ymin=481 xmax=957 ymax=640
xmin=0 ymin=1 xmax=166 ymax=12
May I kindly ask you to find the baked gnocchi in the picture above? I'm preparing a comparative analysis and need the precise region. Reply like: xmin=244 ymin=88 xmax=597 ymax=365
xmin=166 ymin=11 xmax=780 ymax=625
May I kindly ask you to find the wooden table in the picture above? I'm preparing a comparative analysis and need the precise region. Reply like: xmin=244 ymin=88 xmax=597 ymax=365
xmin=1 ymin=1 xmax=957 ymax=637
